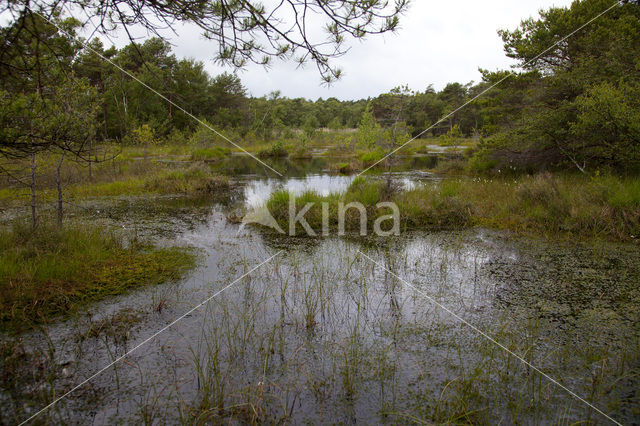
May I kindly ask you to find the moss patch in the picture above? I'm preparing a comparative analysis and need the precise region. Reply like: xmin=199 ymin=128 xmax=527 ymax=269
xmin=0 ymin=222 xmax=198 ymax=328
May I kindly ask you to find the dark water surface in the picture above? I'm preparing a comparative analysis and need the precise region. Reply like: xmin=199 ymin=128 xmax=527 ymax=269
xmin=1 ymin=164 xmax=639 ymax=425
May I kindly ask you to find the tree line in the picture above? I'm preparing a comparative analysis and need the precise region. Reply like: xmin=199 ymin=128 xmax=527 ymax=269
xmin=1 ymin=0 xmax=639 ymax=175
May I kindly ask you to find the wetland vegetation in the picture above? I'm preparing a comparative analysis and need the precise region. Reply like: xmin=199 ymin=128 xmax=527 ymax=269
xmin=1 ymin=0 xmax=639 ymax=424
xmin=0 ymin=221 xmax=197 ymax=327
xmin=266 ymin=173 xmax=640 ymax=240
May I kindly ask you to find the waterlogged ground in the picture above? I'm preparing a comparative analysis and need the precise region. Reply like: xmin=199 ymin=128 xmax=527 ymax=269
xmin=1 ymin=169 xmax=640 ymax=425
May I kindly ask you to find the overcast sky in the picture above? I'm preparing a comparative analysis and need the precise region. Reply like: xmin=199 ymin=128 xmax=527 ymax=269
xmin=99 ymin=0 xmax=574 ymax=100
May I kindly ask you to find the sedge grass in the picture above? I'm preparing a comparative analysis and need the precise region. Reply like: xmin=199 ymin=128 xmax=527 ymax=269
xmin=0 ymin=221 xmax=197 ymax=327
xmin=263 ymin=173 xmax=640 ymax=241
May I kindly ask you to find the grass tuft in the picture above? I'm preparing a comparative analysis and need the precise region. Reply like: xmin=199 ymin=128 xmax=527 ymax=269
xmin=260 ymin=173 xmax=640 ymax=240
xmin=190 ymin=147 xmax=229 ymax=161
xmin=0 ymin=221 xmax=198 ymax=327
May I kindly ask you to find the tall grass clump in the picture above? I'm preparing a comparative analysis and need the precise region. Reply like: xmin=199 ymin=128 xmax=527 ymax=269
xmin=70 ymin=164 xmax=230 ymax=198
xmin=257 ymin=141 xmax=289 ymax=158
xmin=190 ymin=147 xmax=230 ymax=161
xmin=501 ymin=173 xmax=639 ymax=239
xmin=359 ymin=148 xmax=385 ymax=168
xmin=0 ymin=221 xmax=197 ymax=327
xmin=143 ymin=164 xmax=230 ymax=195
xmin=259 ymin=173 xmax=639 ymax=240
xmin=266 ymin=189 xmax=340 ymax=234
xmin=344 ymin=177 xmax=382 ymax=206
xmin=395 ymin=179 xmax=473 ymax=229
xmin=263 ymin=177 xmax=473 ymax=234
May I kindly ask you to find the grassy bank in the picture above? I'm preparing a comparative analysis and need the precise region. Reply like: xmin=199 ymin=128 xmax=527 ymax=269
xmin=71 ymin=163 xmax=230 ymax=198
xmin=0 ymin=222 xmax=198 ymax=328
xmin=0 ymin=138 xmax=469 ymax=206
xmin=265 ymin=173 xmax=640 ymax=241
xmin=0 ymin=160 xmax=230 ymax=203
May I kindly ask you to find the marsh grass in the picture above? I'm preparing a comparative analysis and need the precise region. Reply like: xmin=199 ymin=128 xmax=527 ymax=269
xmin=78 ymin=309 xmax=143 ymax=342
xmin=8 ymin=236 xmax=630 ymax=424
xmin=0 ymin=145 xmax=231 ymax=206
xmin=265 ymin=176 xmax=474 ymax=235
xmin=289 ymin=144 xmax=313 ymax=160
xmin=189 ymin=147 xmax=230 ymax=161
xmin=330 ymin=161 xmax=360 ymax=174
xmin=257 ymin=141 xmax=289 ymax=159
xmin=64 ymin=162 xmax=230 ymax=199
xmin=263 ymin=173 xmax=640 ymax=241
xmin=142 ymin=165 xmax=230 ymax=195
xmin=465 ymin=173 xmax=640 ymax=240
xmin=359 ymin=148 xmax=386 ymax=167
xmin=0 ymin=221 xmax=197 ymax=327
xmin=1 ymin=139 xmax=638 ymax=424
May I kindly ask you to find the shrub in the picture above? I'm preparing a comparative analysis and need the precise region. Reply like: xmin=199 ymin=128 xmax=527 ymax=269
xmin=189 ymin=121 xmax=219 ymax=145
xmin=468 ymin=149 xmax=497 ymax=173
xmin=337 ymin=163 xmax=353 ymax=174
xmin=290 ymin=137 xmax=312 ymax=160
xmin=166 ymin=127 xmax=189 ymax=146
xmin=359 ymin=148 xmax=385 ymax=167
xmin=130 ymin=124 xmax=157 ymax=146
xmin=258 ymin=141 xmax=289 ymax=158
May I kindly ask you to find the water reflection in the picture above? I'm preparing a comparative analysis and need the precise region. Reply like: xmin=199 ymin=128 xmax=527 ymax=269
xmin=242 ymin=174 xmax=355 ymax=208
xmin=240 ymin=172 xmax=434 ymax=208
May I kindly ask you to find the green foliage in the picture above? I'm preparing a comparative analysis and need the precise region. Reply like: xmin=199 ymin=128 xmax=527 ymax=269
xmin=0 ymin=78 xmax=99 ymax=157
xmin=596 ymin=174 xmax=640 ymax=208
xmin=190 ymin=147 xmax=229 ymax=161
xmin=468 ymin=150 xmax=499 ymax=173
xmin=327 ymin=116 xmax=343 ymax=129
xmin=0 ymin=221 xmax=197 ymax=326
xmin=263 ymin=177 xmax=471 ymax=234
xmin=570 ymin=82 xmax=640 ymax=170
xmin=2 ymin=0 xmax=638 ymax=177
xmin=166 ymin=127 xmax=189 ymax=145
xmin=189 ymin=122 xmax=222 ymax=146
xmin=336 ymin=162 xmax=354 ymax=174
xmin=344 ymin=177 xmax=382 ymax=205
xmin=290 ymin=137 xmax=313 ymax=159
xmin=357 ymin=102 xmax=382 ymax=148
xmin=439 ymin=124 xmax=462 ymax=146
xmin=359 ymin=148 xmax=386 ymax=167
xmin=69 ymin=162 xmax=230 ymax=197
xmin=143 ymin=165 xmax=231 ymax=195
xmin=261 ymin=173 xmax=640 ymax=240
xmin=480 ymin=0 xmax=640 ymax=172
xmin=433 ymin=158 xmax=468 ymax=175
xmin=258 ymin=140 xmax=289 ymax=158
xmin=302 ymin=114 xmax=320 ymax=138
xmin=6 ymin=0 xmax=409 ymax=87
xmin=130 ymin=124 xmax=157 ymax=146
